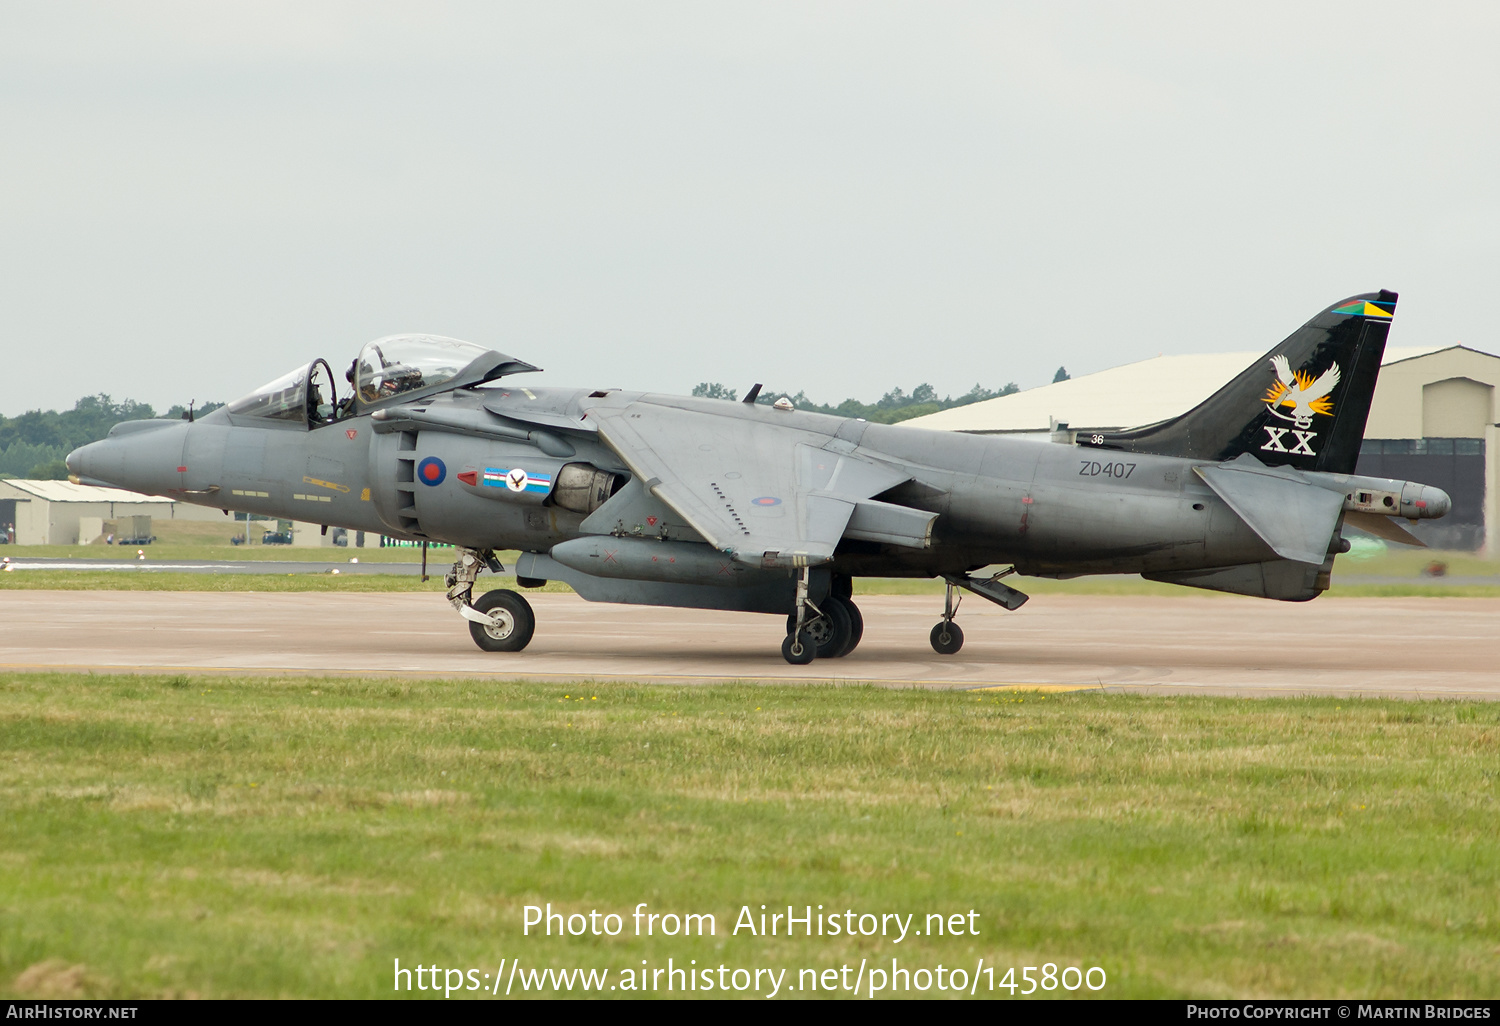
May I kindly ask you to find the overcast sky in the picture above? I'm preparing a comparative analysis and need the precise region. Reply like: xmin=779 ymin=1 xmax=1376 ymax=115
xmin=2 ymin=2 xmax=1497 ymax=416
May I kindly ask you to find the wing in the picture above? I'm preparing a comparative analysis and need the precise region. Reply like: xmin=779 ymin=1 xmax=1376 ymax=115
xmin=1270 ymin=354 xmax=1294 ymax=386
xmin=1304 ymin=362 xmax=1341 ymax=401
xmin=589 ymin=401 xmax=913 ymax=568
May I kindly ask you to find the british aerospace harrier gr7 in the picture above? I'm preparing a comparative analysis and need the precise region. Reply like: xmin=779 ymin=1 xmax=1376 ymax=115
xmin=67 ymin=291 xmax=1451 ymax=663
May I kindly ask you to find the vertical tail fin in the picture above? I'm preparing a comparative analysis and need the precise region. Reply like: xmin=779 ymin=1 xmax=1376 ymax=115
xmin=1081 ymin=290 xmax=1397 ymax=474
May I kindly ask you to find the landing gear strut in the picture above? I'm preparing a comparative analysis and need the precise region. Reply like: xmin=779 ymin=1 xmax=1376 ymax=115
xmin=781 ymin=570 xmax=862 ymax=664
xmin=447 ymin=547 xmax=537 ymax=652
xmin=782 ymin=566 xmax=817 ymax=664
xmin=930 ymin=579 xmax=964 ymax=655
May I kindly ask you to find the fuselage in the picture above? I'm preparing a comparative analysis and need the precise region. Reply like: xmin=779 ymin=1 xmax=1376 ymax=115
xmin=68 ymin=383 xmax=1441 ymax=584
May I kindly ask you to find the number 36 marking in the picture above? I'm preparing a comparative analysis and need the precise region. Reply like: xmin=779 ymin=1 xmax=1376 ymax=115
xmin=1079 ymin=460 xmax=1136 ymax=478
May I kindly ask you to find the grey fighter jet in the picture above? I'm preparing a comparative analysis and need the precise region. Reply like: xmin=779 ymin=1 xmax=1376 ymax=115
xmin=68 ymin=292 xmax=1451 ymax=663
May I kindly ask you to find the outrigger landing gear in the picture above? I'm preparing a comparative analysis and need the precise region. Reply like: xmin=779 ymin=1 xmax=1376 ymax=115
xmin=447 ymin=547 xmax=536 ymax=652
xmin=930 ymin=579 xmax=964 ymax=655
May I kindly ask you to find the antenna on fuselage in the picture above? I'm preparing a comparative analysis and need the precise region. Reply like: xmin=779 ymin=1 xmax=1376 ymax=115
xmin=741 ymin=383 xmax=763 ymax=404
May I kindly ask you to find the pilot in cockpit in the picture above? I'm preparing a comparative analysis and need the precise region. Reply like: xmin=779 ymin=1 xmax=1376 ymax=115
xmin=307 ymin=380 xmax=328 ymax=425
xmin=341 ymin=361 xmax=362 ymax=417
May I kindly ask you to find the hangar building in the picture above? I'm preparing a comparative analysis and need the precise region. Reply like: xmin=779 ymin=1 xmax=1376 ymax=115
xmin=0 ymin=479 xmax=332 ymax=547
xmin=908 ymin=345 xmax=1500 ymax=552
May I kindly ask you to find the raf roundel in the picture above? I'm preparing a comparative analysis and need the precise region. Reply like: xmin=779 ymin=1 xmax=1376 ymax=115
xmin=417 ymin=456 xmax=446 ymax=486
xmin=751 ymin=496 xmax=782 ymax=506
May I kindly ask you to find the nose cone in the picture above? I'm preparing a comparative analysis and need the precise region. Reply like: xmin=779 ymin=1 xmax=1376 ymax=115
xmin=66 ymin=439 xmax=112 ymax=486
xmin=1418 ymin=485 xmax=1451 ymax=520
xmin=66 ymin=420 xmax=188 ymax=495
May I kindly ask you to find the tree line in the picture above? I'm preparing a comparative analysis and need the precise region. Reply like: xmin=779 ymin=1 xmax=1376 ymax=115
xmin=0 ymin=396 xmax=223 ymax=479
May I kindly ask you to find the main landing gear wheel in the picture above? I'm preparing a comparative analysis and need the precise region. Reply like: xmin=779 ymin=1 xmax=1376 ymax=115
xmin=782 ymin=630 xmax=816 ymax=665
xmin=468 ymin=589 xmax=536 ymax=652
xmin=930 ymin=620 xmax=964 ymax=655
xmin=786 ymin=597 xmax=854 ymax=659
xmin=841 ymin=599 xmax=864 ymax=656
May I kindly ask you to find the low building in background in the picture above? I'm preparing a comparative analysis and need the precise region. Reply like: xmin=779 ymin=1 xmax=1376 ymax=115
xmin=0 ymin=479 xmax=337 ymax=547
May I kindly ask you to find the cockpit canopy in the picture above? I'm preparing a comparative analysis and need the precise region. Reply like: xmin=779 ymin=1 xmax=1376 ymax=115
xmin=224 ymin=335 xmax=539 ymax=428
xmin=352 ymin=335 xmax=489 ymax=404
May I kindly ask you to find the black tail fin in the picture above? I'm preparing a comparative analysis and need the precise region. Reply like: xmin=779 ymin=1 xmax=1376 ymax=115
xmin=1081 ymin=290 xmax=1397 ymax=474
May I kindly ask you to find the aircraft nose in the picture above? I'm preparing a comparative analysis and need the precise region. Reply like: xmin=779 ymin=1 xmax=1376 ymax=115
xmin=67 ymin=421 xmax=188 ymax=494
xmin=66 ymin=439 xmax=105 ymax=484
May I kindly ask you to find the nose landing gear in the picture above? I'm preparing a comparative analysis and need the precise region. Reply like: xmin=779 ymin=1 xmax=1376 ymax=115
xmin=448 ymin=546 xmax=537 ymax=652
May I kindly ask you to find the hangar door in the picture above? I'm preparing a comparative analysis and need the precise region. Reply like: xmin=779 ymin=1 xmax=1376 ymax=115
xmin=1356 ymin=438 xmax=1485 ymax=549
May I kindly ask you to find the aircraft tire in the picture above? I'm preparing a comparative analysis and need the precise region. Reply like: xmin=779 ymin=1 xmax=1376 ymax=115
xmin=781 ymin=630 xmax=817 ymax=665
xmin=840 ymin=599 xmax=864 ymax=657
xmin=929 ymin=620 xmax=963 ymax=655
xmin=786 ymin=600 xmax=852 ymax=659
xmin=468 ymin=589 xmax=536 ymax=652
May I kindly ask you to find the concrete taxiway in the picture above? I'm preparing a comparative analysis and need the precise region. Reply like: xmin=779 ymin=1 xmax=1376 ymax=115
xmin=0 ymin=590 xmax=1496 ymax=698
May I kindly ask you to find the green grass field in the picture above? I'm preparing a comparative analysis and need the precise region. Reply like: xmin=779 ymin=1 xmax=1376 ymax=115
xmin=1 ymin=674 xmax=1496 ymax=999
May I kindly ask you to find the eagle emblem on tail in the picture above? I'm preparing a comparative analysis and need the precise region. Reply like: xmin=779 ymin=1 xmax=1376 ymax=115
xmin=1263 ymin=355 xmax=1339 ymax=428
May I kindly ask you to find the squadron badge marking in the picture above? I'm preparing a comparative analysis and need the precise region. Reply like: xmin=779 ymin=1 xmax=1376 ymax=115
xmin=481 ymin=467 xmax=553 ymax=494
xmin=1261 ymin=355 xmax=1340 ymax=456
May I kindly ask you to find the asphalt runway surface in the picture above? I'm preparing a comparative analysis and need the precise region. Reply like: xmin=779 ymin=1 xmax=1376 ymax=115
xmin=1 ymin=590 xmax=1496 ymax=699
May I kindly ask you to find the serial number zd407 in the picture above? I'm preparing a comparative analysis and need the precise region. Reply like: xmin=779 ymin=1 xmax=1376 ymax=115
xmin=1079 ymin=460 xmax=1136 ymax=478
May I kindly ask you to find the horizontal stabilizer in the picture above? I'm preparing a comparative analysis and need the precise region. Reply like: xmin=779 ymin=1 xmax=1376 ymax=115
xmin=1342 ymin=509 xmax=1427 ymax=547
xmin=844 ymin=499 xmax=937 ymax=548
xmin=1195 ymin=457 xmax=1344 ymax=565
